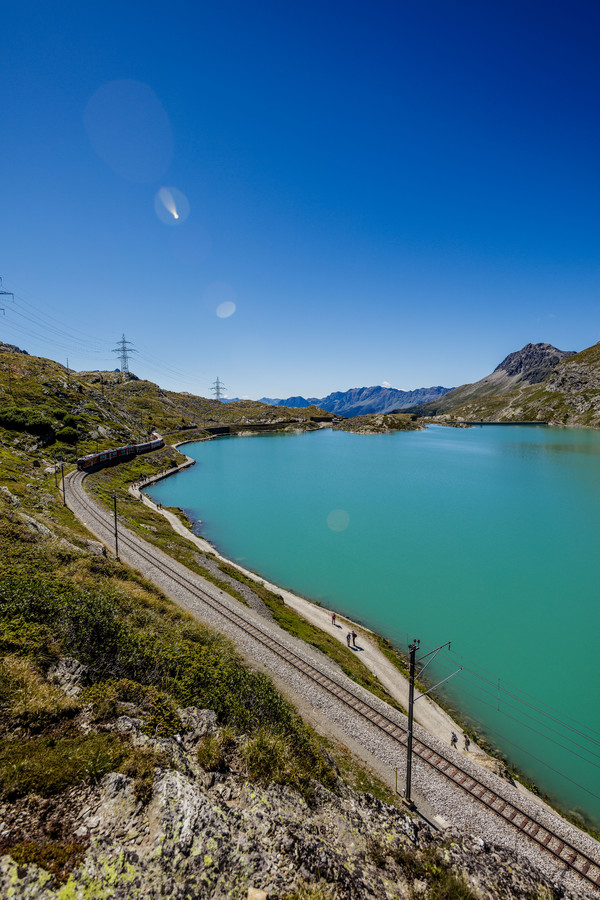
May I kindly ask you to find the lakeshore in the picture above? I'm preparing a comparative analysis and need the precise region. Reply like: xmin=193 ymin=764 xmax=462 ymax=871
xmin=134 ymin=439 xmax=565 ymax=824
xmin=143 ymin=426 xmax=600 ymax=830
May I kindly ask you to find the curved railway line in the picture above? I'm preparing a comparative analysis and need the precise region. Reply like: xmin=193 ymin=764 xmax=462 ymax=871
xmin=67 ymin=467 xmax=600 ymax=893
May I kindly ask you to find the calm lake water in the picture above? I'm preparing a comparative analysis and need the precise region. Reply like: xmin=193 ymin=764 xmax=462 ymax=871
xmin=148 ymin=425 xmax=600 ymax=826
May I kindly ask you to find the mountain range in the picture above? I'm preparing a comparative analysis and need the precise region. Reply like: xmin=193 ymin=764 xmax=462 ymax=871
xmin=409 ymin=343 xmax=576 ymax=417
xmin=259 ymin=384 xmax=453 ymax=417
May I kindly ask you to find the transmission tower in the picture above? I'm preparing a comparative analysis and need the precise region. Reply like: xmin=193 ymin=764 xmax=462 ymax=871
xmin=0 ymin=277 xmax=14 ymax=326
xmin=112 ymin=334 xmax=137 ymax=381
xmin=211 ymin=377 xmax=226 ymax=401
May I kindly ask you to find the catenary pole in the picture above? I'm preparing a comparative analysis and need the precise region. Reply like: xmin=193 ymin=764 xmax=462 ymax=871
xmin=113 ymin=495 xmax=120 ymax=562
xmin=404 ymin=639 xmax=419 ymax=806
xmin=404 ymin=639 xmax=462 ymax=806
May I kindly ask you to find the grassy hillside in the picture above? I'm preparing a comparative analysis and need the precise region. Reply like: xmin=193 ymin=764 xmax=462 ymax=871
xmin=0 ymin=350 xmax=335 ymax=464
xmin=1 ymin=349 xmax=598 ymax=894
xmin=420 ymin=343 xmax=600 ymax=427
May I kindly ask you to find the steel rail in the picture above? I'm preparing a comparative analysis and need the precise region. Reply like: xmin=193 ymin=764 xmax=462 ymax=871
xmin=68 ymin=469 xmax=600 ymax=891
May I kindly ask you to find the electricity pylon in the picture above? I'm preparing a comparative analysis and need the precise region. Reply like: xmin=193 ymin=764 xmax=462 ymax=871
xmin=211 ymin=377 xmax=226 ymax=400
xmin=112 ymin=334 xmax=137 ymax=381
xmin=0 ymin=277 xmax=14 ymax=328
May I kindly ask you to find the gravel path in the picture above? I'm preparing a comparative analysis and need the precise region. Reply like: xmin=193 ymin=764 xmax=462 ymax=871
xmin=66 ymin=469 xmax=600 ymax=898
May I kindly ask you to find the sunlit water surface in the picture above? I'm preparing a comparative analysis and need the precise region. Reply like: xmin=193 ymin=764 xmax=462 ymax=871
xmin=148 ymin=426 xmax=600 ymax=826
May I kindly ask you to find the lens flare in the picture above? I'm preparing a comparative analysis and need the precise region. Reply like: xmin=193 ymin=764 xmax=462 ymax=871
xmin=83 ymin=79 xmax=174 ymax=183
xmin=205 ymin=283 xmax=237 ymax=316
xmin=327 ymin=509 xmax=350 ymax=532
xmin=154 ymin=186 xmax=190 ymax=225
xmin=159 ymin=188 xmax=178 ymax=219
xmin=216 ymin=301 xmax=236 ymax=318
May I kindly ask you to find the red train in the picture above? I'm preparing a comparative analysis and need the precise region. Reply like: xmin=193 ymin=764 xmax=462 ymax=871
xmin=77 ymin=436 xmax=164 ymax=471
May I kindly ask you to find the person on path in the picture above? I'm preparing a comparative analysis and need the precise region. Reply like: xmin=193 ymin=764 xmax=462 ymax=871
xmin=351 ymin=630 xmax=357 ymax=647
xmin=463 ymin=734 xmax=470 ymax=752
xmin=332 ymin=612 xmax=336 ymax=625
xmin=450 ymin=732 xmax=458 ymax=749
xmin=346 ymin=632 xmax=352 ymax=648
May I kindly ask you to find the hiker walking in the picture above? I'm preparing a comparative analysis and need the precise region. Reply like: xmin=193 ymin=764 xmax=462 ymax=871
xmin=346 ymin=632 xmax=352 ymax=648
xmin=450 ymin=732 xmax=458 ymax=749
xmin=351 ymin=630 xmax=357 ymax=647
xmin=463 ymin=734 xmax=470 ymax=752
xmin=332 ymin=612 xmax=336 ymax=625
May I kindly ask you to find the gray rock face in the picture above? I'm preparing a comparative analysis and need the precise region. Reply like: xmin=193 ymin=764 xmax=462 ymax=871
xmin=85 ymin=539 xmax=107 ymax=557
xmin=0 ymin=736 xmax=593 ymax=899
xmin=48 ymin=656 xmax=88 ymax=696
xmin=0 ymin=486 xmax=20 ymax=507
xmin=0 ymin=341 xmax=28 ymax=354
xmin=545 ymin=358 xmax=600 ymax=414
xmin=19 ymin=514 xmax=54 ymax=538
xmin=493 ymin=343 xmax=576 ymax=384
xmin=177 ymin=706 xmax=218 ymax=748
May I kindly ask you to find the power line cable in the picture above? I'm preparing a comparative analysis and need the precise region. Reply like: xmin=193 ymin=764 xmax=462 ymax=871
xmin=451 ymin=679 xmax=600 ymax=763
xmin=440 ymin=683 xmax=600 ymax=774
xmin=466 ymin=716 xmax=600 ymax=803
xmin=10 ymin=289 xmax=114 ymax=348
xmin=448 ymin=649 xmax=600 ymax=741
xmin=377 ymin=621 xmax=600 ymax=746
xmin=455 ymin=669 xmax=600 ymax=750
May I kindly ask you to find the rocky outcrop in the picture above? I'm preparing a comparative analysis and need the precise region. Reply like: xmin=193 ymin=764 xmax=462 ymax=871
xmin=333 ymin=414 xmax=423 ymax=434
xmin=0 ymin=341 xmax=28 ymax=354
xmin=1 ymin=708 xmax=595 ymax=899
xmin=492 ymin=343 xmax=576 ymax=383
xmin=411 ymin=343 xmax=576 ymax=418
xmin=48 ymin=657 xmax=89 ymax=697
xmin=542 ymin=348 xmax=600 ymax=418
xmin=0 ymin=750 xmax=586 ymax=899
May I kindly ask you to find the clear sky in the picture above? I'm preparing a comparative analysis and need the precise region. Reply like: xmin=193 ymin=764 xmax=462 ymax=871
xmin=1 ymin=1 xmax=598 ymax=399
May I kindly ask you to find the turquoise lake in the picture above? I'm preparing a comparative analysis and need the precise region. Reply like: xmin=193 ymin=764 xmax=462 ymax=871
xmin=147 ymin=425 xmax=600 ymax=826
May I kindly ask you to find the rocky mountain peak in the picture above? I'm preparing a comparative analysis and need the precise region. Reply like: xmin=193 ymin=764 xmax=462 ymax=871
xmin=494 ymin=343 xmax=576 ymax=384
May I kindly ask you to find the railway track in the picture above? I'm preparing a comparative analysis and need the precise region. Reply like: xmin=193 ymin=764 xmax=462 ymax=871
xmin=68 ymin=468 xmax=600 ymax=892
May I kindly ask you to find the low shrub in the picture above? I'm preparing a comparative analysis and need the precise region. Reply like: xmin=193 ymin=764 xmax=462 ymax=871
xmin=197 ymin=727 xmax=237 ymax=771
xmin=0 ymin=733 xmax=129 ymax=800
xmin=0 ymin=732 xmax=164 ymax=804
xmin=56 ymin=426 xmax=78 ymax=444
xmin=0 ymin=656 xmax=79 ymax=727
xmin=9 ymin=840 xmax=87 ymax=884
xmin=0 ymin=406 xmax=54 ymax=436
xmin=81 ymin=678 xmax=181 ymax=737
xmin=0 ymin=514 xmax=338 ymax=797
xmin=241 ymin=725 xmax=336 ymax=798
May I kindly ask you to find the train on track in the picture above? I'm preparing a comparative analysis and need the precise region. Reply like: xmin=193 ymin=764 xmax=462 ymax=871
xmin=77 ymin=436 xmax=164 ymax=471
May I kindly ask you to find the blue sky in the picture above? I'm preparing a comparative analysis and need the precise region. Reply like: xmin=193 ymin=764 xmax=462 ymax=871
xmin=1 ymin=1 xmax=598 ymax=399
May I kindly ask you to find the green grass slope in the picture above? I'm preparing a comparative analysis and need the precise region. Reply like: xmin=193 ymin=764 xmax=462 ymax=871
xmin=424 ymin=342 xmax=600 ymax=427
xmin=0 ymin=350 xmax=335 ymax=463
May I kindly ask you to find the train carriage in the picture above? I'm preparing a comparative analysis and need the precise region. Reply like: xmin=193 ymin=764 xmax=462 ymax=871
xmin=77 ymin=436 xmax=163 ymax=471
